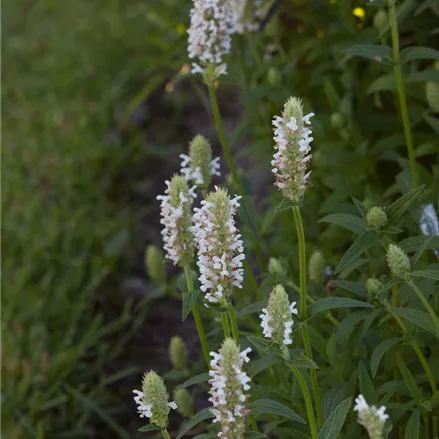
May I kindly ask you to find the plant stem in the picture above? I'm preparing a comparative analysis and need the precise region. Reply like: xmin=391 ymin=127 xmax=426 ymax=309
xmin=292 ymin=206 xmax=324 ymax=427
xmin=388 ymin=0 xmax=418 ymax=188
xmin=411 ymin=342 xmax=437 ymax=394
xmin=221 ymin=311 xmax=231 ymax=338
xmin=250 ymin=414 xmax=259 ymax=432
xmin=408 ymin=280 xmax=439 ymax=334
xmin=228 ymin=302 xmax=240 ymax=343
xmin=183 ymin=265 xmax=210 ymax=366
xmin=161 ymin=429 xmax=172 ymax=439
xmin=289 ymin=366 xmax=319 ymax=439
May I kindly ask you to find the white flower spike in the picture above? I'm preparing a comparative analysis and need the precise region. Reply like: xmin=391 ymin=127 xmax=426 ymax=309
xmin=354 ymin=394 xmax=388 ymax=439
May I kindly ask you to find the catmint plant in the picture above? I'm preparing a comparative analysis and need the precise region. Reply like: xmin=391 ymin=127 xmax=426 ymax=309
xmin=354 ymin=394 xmax=388 ymax=439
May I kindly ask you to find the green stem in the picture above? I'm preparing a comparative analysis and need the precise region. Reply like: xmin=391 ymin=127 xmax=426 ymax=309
xmin=183 ymin=265 xmax=210 ymax=366
xmin=250 ymin=414 xmax=259 ymax=432
xmin=293 ymin=207 xmax=307 ymax=318
xmin=228 ymin=302 xmax=240 ymax=343
xmin=411 ymin=342 xmax=437 ymax=394
xmin=161 ymin=429 xmax=172 ymax=439
xmin=301 ymin=324 xmax=324 ymax=427
xmin=221 ymin=311 xmax=231 ymax=339
xmin=388 ymin=0 xmax=418 ymax=188
xmin=408 ymin=280 xmax=439 ymax=334
xmin=289 ymin=366 xmax=319 ymax=439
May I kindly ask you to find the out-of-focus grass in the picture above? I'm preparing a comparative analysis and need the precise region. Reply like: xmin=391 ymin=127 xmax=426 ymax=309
xmin=1 ymin=1 xmax=186 ymax=437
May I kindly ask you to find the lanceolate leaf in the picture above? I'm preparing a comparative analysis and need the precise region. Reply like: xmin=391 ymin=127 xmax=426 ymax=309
xmin=411 ymin=269 xmax=439 ymax=281
xmin=318 ymin=397 xmax=352 ymax=439
xmin=181 ymin=290 xmax=200 ymax=321
xmin=176 ymin=408 xmax=213 ymax=439
xmin=176 ymin=373 xmax=209 ymax=390
xmin=335 ymin=230 xmax=378 ymax=274
xmin=401 ymin=46 xmax=439 ymax=63
xmin=309 ymin=298 xmax=372 ymax=317
xmin=249 ymin=399 xmax=306 ymax=424
xmin=386 ymin=185 xmax=425 ymax=225
xmin=342 ymin=44 xmax=392 ymax=63
xmin=238 ymin=301 xmax=266 ymax=317
xmin=319 ymin=213 xmax=367 ymax=235
xmin=397 ymin=357 xmax=422 ymax=403
xmin=371 ymin=338 xmax=400 ymax=378
xmin=404 ymin=408 xmax=420 ymax=439
xmin=358 ymin=362 xmax=377 ymax=404
xmin=138 ymin=425 xmax=161 ymax=432
xmin=391 ymin=307 xmax=439 ymax=337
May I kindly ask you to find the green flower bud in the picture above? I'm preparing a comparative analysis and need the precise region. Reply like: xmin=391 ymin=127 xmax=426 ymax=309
xmin=386 ymin=244 xmax=411 ymax=281
xmin=180 ymin=135 xmax=220 ymax=192
xmin=260 ymin=285 xmax=298 ymax=347
xmin=145 ymin=245 xmax=165 ymax=283
xmin=169 ymin=336 xmax=188 ymax=371
xmin=366 ymin=278 xmax=384 ymax=297
xmin=373 ymin=9 xmax=387 ymax=32
xmin=133 ymin=371 xmax=177 ymax=427
xmin=366 ymin=206 xmax=388 ymax=231
xmin=157 ymin=174 xmax=196 ymax=266
xmin=268 ymin=257 xmax=287 ymax=276
xmin=330 ymin=112 xmax=344 ymax=129
xmin=173 ymin=388 xmax=194 ymax=418
xmin=308 ymin=250 xmax=326 ymax=283
xmin=267 ymin=67 xmax=281 ymax=87
xmin=426 ymin=82 xmax=439 ymax=113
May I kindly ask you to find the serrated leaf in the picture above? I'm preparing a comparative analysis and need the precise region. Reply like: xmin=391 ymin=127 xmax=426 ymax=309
xmin=275 ymin=198 xmax=297 ymax=212
xmin=176 ymin=408 xmax=213 ymax=439
xmin=138 ymin=425 xmax=161 ymax=432
xmin=288 ymin=352 xmax=319 ymax=370
xmin=238 ymin=301 xmax=266 ymax=317
xmin=391 ymin=307 xmax=438 ymax=337
xmin=386 ymin=185 xmax=425 ymax=225
xmin=343 ymin=44 xmax=392 ymax=63
xmin=247 ymin=336 xmax=281 ymax=358
xmin=401 ymin=46 xmax=439 ymax=63
xmin=335 ymin=230 xmax=378 ymax=274
xmin=319 ymin=213 xmax=367 ymax=235
xmin=404 ymin=408 xmax=420 ymax=439
xmin=182 ymin=290 xmax=200 ymax=321
xmin=359 ymin=362 xmax=377 ymax=404
xmin=335 ymin=280 xmax=367 ymax=297
xmin=318 ymin=397 xmax=352 ymax=439
xmin=411 ymin=269 xmax=439 ymax=281
xmin=371 ymin=338 xmax=400 ymax=378
xmin=248 ymin=355 xmax=278 ymax=377
xmin=309 ymin=297 xmax=372 ymax=317
xmin=249 ymin=399 xmax=306 ymax=424
xmin=176 ymin=373 xmax=209 ymax=390
xmin=397 ymin=357 xmax=422 ymax=403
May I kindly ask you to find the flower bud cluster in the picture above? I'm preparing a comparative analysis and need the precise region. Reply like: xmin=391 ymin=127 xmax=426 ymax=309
xmin=192 ymin=187 xmax=245 ymax=306
xmin=169 ymin=336 xmax=189 ymax=371
xmin=386 ymin=244 xmax=411 ymax=281
xmin=157 ymin=175 xmax=196 ymax=266
xmin=366 ymin=206 xmax=387 ymax=231
xmin=354 ymin=394 xmax=388 ymax=439
xmin=187 ymin=0 xmax=233 ymax=81
xmin=260 ymin=285 xmax=298 ymax=346
xmin=133 ymin=371 xmax=177 ymax=428
xmin=208 ymin=338 xmax=252 ymax=439
xmin=180 ymin=135 xmax=220 ymax=192
xmin=271 ymin=97 xmax=314 ymax=204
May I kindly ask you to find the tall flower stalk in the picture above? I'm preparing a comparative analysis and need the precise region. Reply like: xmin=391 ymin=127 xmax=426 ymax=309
xmin=271 ymin=97 xmax=323 ymax=426
xmin=388 ymin=0 xmax=418 ymax=188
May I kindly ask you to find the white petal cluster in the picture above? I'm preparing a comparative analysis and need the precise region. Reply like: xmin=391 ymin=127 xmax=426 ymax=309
xmin=420 ymin=204 xmax=439 ymax=256
xmin=187 ymin=0 xmax=233 ymax=79
xmin=133 ymin=390 xmax=177 ymax=419
xmin=272 ymin=98 xmax=314 ymax=204
xmin=230 ymin=0 xmax=266 ymax=34
xmin=180 ymin=154 xmax=221 ymax=186
xmin=209 ymin=342 xmax=251 ymax=439
xmin=157 ymin=179 xmax=196 ymax=265
xmin=260 ymin=301 xmax=298 ymax=345
xmin=354 ymin=394 xmax=388 ymax=439
xmin=192 ymin=188 xmax=245 ymax=306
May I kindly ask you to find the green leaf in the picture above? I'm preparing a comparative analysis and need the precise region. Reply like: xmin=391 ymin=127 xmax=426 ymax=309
xmin=248 ymin=355 xmax=278 ymax=377
xmin=397 ymin=357 xmax=422 ymax=403
xmin=407 ymin=69 xmax=439 ymax=85
xmin=138 ymin=425 xmax=162 ymax=432
xmin=176 ymin=373 xmax=209 ymax=390
xmin=247 ymin=336 xmax=281 ymax=359
xmin=181 ymin=290 xmax=200 ymax=321
xmin=411 ymin=269 xmax=439 ymax=281
xmin=319 ymin=213 xmax=367 ymax=235
xmin=351 ymin=197 xmax=368 ymax=217
xmin=415 ymin=0 xmax=439 ymax=15
xmin=309 ymin=298 xmax=372 ymax=317
xmin=335 ymin=230 xmax=378 ymax=274
xmin=249 ymin=399 xmax=306 ymax=424
xmin=318 ymin=397 xmax=352 ymax=439
xmin=391 ymin=307 xmax=438 ymax=337
xmin=371 ymin=338 xmax=400 ymax=378
xmin=342 ymin=44 xmax=393 ymax=63
xmin=367 ymin=74 xmax=396 ymax=94
xmin=238 ymin=301 xmax=266 ymax=317
xmin=275 ymin=198 xmax=297 ymax=212
xmin=335 ymin=280 xmax=367 ymax=297
xmin=399 ymin=235 xmax=439 ymax=253
xmin=359 ymin=362 xmax=377 ymax=404
xmin=411 ymin=237 xmax=434 ymax=265
xmin=401 ymin=47 xmax=439 ymax=63
xmin=404 ymin=408 xmax=420 ymax=439
xmin=244 ymin=433 xmax=268 ymax=439
xmin=288 ymin=351 xmax=319 ymax=370
xmin=176 ymin=408 xmax=213 ymax=439
xmin=386 ymin=185 xmax=425 ymax=224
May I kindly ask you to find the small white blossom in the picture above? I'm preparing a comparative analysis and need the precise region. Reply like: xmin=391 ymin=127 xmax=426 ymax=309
xmin=209 ymin=339 xmax=251 ymax=439
xmin=133 ymin=390 xmax=153 ymax=418
xmin=191 ymin=187 xmax=245 ymax=307
xmin=187 ymin=0 xmax=233 ymax=80
xmin=260 ymin=285 xmax=298 ymax=346
xmin=272 ymin=97 xmax=314 ymax=204
xmin=180 ymin=154 xmax=221 ymax=186
xmin=354 ymin=394 xmax=388 ymax=439
xmin=230 ymin=0 xmax=266 ymax=33
xmin=420 ymin=204 xmax=439 ymax=256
